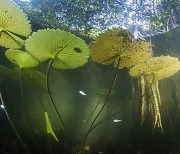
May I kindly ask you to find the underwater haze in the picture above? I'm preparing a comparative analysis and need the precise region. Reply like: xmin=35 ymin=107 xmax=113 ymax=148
xmin=0 ymin=0 xmax=180 ymax=153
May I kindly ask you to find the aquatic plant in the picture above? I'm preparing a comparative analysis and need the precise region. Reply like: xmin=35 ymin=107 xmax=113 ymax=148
xmin=0 ymin=0 xmax=179 ymax=153
xmin=88 ymin=28 xmax=152 ymax=134
xmin=5 ymin=49 xmax=39 ymax=68
xmin=24 ymin=28 xmax=89 ymax=152
xmin=25 ymin=29 xmax=89 ymax=69
xmin=44 ymin=112 xmax=59 ymax=142
xmin=0 ymin=90 xmax=31 ymax=154
xmin=90 ymin=28 xmax=132 ymax=65
xmin=5 ymin=49 xmax=43 ymax=153
xmin=129 ymin=56 xmax=180 ymax=132
xmin=113 ymin=39 xmax=152 ymax=69
xmin=0 ymin=64 xmax=46 ymax=92
xmin=0 ymin=1 xmax=90 ymax=149
xmin=0 ymin=64 xmax=46 ymax=153
xmin=87 ymin=27 xmax=180 ymax=153
xmin=0 ymin=0 xmax=31 ymax=49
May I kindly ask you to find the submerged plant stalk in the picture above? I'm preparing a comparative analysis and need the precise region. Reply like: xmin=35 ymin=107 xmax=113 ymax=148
xmin=81 ymin=57 xmax=121 ymax=151
xmin=30 ymin=78 xmax=56 ymax=154
xmin=19 ymin=68 xmax=42 ymax=154
xmin=86 ymin=95 xmax=103 ymax=125
xmin=88 ymin=57 xmax=120 ymax=131
xmin=0 ymin=91 xmax=31 ymax=154
xmin=46 ymin=58 xmax=67 ymax=153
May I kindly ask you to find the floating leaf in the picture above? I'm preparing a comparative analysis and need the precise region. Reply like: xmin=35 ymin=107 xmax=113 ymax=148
xmin=114 ymin=40 xmax=152 ymax=69
xmin=0 ymin=0 xmax=31 ymax=48
xmin=25 ymin=29 xmax=89 ymax=69
xmin=5 ymin=49 xmax=39 ymax=68
xmin=129 ymin=56 xmax=180 ymax=81
xmin=89 ymin=28 xmax=132 ymax=65
xmin=44 ymin=112 xmax=59 ymax=142
xmin=53 ymin=37 xmax=89 ymax=69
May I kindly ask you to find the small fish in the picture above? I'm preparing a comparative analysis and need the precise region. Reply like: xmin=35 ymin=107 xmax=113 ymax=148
xmin=79 ymin=90 xmax=87 ymax=96
xmin=113 ymin=119 xmax=122 ymax=123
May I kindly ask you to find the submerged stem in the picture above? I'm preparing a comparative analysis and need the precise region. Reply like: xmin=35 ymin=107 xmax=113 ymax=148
xmin=46 ymin=58 xmax=67 ymax=153
xmin=86 ymin=95 xmax=103 ymax=125
xmin=0 ymin=90 xmax=31 ymax=154
xmin=30 ymin=78 xmax=55 ymax=154
xmin=81 ymin=57 xmax=121 ymax=151
xmin=19 ymin=68 xmax=42 ymax=154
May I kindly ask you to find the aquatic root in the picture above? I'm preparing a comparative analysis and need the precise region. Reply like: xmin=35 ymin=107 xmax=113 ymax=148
xmin=150 ymin=81 xmax=163 ymax=133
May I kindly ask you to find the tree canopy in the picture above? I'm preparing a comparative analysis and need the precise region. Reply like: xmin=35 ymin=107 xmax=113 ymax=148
xmin=16 ymin=0 xmax=180 ymax=37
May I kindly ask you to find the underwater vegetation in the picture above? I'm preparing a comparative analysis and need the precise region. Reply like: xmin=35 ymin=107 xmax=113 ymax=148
xmin=0 ymin=0 xmax=180 ymax=153
xmin=0 ymin=0 xmax=31 ymax=49
xmin=89 ymin=28 xmax=180 ymax=133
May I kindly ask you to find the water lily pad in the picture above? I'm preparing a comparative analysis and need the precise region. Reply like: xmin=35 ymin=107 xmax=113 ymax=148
xmin=89 ymin=28 xmax=132 ymax=65
xmin=5 ymin=49 xmax=39 ymax=68
xmin=25 ymin=29 xmax=89 ymax=69
xmin=53 ymin=37 xmax=89 ymax=69
xmin=114 ymin=40 xmax=152 ymax=69
xmin=0 ymin=0 xmax=31 ymax=48
xmin=129 ymin=56 xmax=180 ymax=81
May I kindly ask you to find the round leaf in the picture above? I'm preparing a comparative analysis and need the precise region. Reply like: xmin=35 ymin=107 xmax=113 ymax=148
xmin=129 ymin=56 xmax=180 ymax=81
xmin=0 ymin=0 xmax=31 ymax=48
xmin=25 ymin=29 xmax=89 ymax=69
xmin=89 ymin=28 xmax=132 ymax=65
xmin=114 ymin=40 xmax=152 ymax=69
xmin=5 ymin=49 xmax=39 ymax=68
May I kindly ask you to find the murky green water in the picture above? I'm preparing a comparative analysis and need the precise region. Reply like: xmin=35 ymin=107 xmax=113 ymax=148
xmin=0 ymin=0 xmax=180 ymax=154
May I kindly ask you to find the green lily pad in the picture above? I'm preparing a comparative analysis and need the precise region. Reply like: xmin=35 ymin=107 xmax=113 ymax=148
xmin=53 ymin=37 xmax=89 ymax=69
xmin=5 ymin=49 xmax=39 ymax=68
xmin=0 ymin=0 xmax=31 ymax=49
xmin=25 ymin=29 xmax=89 ymax=69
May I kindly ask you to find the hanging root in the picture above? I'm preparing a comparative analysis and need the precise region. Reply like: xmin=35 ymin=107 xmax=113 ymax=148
xmin=140 ymin=76 xmax=147 ymax=125
xmin=151 ymin=81 xmax=163 ymax=133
